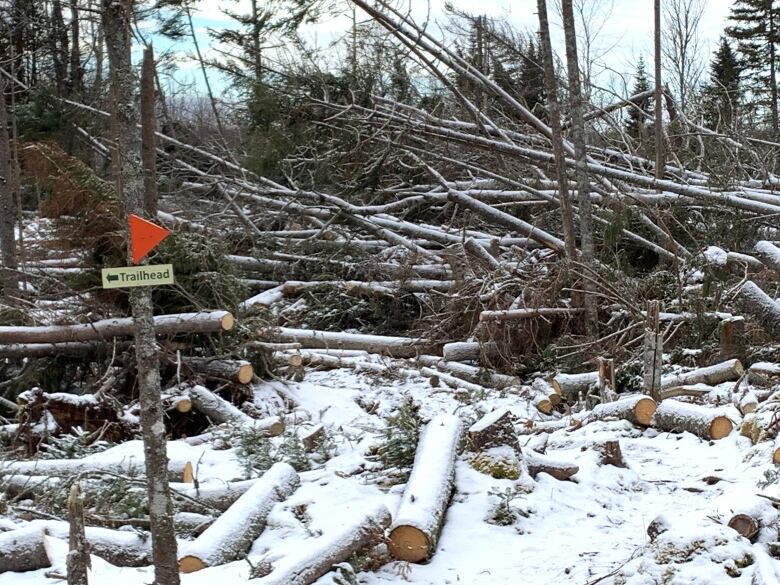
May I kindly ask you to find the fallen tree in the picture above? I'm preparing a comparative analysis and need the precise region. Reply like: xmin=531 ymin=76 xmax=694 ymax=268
xmin=653 ymin=399 xmax=733 ymax=440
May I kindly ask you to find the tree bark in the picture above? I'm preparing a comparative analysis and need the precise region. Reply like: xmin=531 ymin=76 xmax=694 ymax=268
xmin=102 ymin=1 xmax=180 ymax=583
xmin=178 ymin=463 xmax=300 ymax=573
xmin=536 ymin=0 xmax=578 ymax=261
xmin=467 ymin=407 xmax=516 ymax=450
xmin=561 ymin=0 xmax=597 ymax=335
xmin=67 ymin=484 xmax=90 ymax=585
xmin=660 ymin=358 xmax=744 ymax=390
xmin=654 ymin=0 xmax=665 ymax=177
xmin=69 ymin=0 xmax=82 ymax=94
xmin=590 ymin=394 xmax=657 ymax=426
xmin=643 ymin=300 xmax=662 ymax=402
xmin=389 ymin=413 xmax=463 ymax=563
xmin=524 ymin=449 xmax=579 ymax=481
xmin=737 ymin=281 xmax=780 ymax=340
xmin=141 ymin=47 xmax=157 ymax=216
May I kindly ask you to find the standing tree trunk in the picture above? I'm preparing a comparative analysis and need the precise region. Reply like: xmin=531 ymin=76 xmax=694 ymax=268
xmin=67 ymin=483 xmax=89 ymax=585
xmin=51 ymin=0 xmax=70 ymax=95
xmin=0 ymin=81 xmax=18 ymax=302
xmin=536 ymin=0 xmax=578 ymax=263
xmin=101 ymin=3 xmax=180 ymax=584
xmin=69 ymin=0 xmax=82 ymax=94
xmin=770 ymin=9 xmax=779 ymax=135
xmin=141 ymin=47 xmax=157 ymax=216
xmin=561 ymin=0 xmax=597 ymax=336
xmin=654 ymin=0 xmax=665 ymax=178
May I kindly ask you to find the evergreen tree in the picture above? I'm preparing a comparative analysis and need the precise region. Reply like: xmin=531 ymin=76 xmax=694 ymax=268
xmin=626 ymin=56 xmax=652 ymax=140
xmin=517 ymin=38 xmax=546 ymax=117
xmin=726 ymin=0 xmax=780 ymax=133
xmin=703 ymin=37 xmax=742 ymax=129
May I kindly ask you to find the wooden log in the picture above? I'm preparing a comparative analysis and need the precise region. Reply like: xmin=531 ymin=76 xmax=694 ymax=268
xmin=772 ymin=437 xmax=780 ymax=465
xmin=660 ymin=359 xmax=744 ymax=390
xmin=0 ymin=341 xmax=133 ymax=358
xmin=736 ymin=391 xmax=759 ymax=416
xmin=532 ymin=378 xmax=562 ymax=406
xmin=643 ymin=300 xmax=662 ymax=402
xmin=719 ymin=316 xmax=746 ymax=361
xmin=598 ymin=357 xmax=618 ymax=403
xmin=0 ymin=454 xmax=188 ymax=478
xmin=66 ymin=483 xmax=89 ymax=585
xmin=171 ymin=478 xmax=260 ymax=513
xmin=736 ymin=281 xmax=780 ymax=340
xmin=252 ymin=504 xmax=391 ymax=585
xmin=467 ymin=408 xmax=516 ymax=450
xmin=0 ymin=521 xmax=153 ymax=572
xmin=590 ymin=394 xmax=657 ymax=427
xmin=551 ymin=371 xmax=599 ymax=401
xmin=594 ymin=440 xmax=626 ymax=467
xmin=442 ymin=341 xmax=498 ymax=362
xmin=415 ymin=355 xmax=517 ymax=388
xmin=0 ymin=311 xmax=234 ymax=344
xmin=187 ymin=384 xmax=253 ymax=425
xmin=388 ymin=413 xmax=463 ymax=563
xmin=524 ymin=449 xmax=579 ymax=481
xmin=178 ymin=462 xmax=300 ymax=573
xmin=182 ymin=357 xmax=254 ymax=384
xmin=728 ymin=514 xmax=760 ymax=540
xmin=755 ymin=240 xmax=780 ymax=272
xmin=748 ymin=362 xmax=780 ymax=387
xmin=300 ymin=423 xmax=325 ymax=452
xmin=653 ymin=399 xmax=733 ymax=440
xmin=647 ymin=514 xmax=671 ymax=542
xmin=479 ymin=307 xmax=583 ymax=322
xmin=703 ymin=246 xmax=764 ymax=272
xmin=263 ymin=327 xmax=438 ymax=358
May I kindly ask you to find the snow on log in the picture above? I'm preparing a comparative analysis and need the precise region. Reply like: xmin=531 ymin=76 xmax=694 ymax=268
xmin=441 ymin=341 xmax=498 ymax=362
xmin=263 ymin=327 xmax=438 ymax=358
xmin=0 ymin=455 xmax=188 ymax=478
xmin=171 ymin=478 xmax=260 ymax=513
xmin=389 ymin=413 xmax=463 ymax=563
xmin=178 ymin=462 xmax=300 ymax=572
xmin=187 ymin=384 xmax=253 ymax=425
xmin=551 ymin=371 xmax=599 ymax=401
xmin=416 ymin=355 xmax=517 ymax=388
xmin=755 ymin=241 xmax=780 ymax=272
xmin=468 ymin=408 xmax=516 ymax=450
xmin=589 ymin=394 xmax=657 ymax=427
xmin=182 ymin=357 xmax=254 ymax=384
xmin=703 ymin=246 xmax=763 ymax=272
xmin=653 ymin=399 xmax=733 ymax=440
xmin=0 ymin=521 xmax=153 ymax=572
xmin=660 ymin=359 xmax=744 ymax=390
xmin=736 ymin=281 xmax=780 ymax=340
xmin=0 ymin=311 xmax=234 ymax=344
xmin=523 ymin=449 xmax=579 ymax=481
xmin=254 ymin=503 xmax=391 ymax=585
xmin=479 ymin=307 xmax=583 ymax=322
xmin=531 ymin=378 xmax=562 ymax=406
xmin=748 ymin=362 xmax=780 ymax=387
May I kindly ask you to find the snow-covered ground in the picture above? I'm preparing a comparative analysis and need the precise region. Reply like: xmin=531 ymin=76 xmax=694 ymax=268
xmin=2 ymin=367 xmax=778 ymax=584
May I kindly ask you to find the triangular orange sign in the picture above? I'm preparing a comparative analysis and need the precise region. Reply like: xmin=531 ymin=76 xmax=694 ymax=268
xmin=129 ymin=214 xmax=171 ymax=265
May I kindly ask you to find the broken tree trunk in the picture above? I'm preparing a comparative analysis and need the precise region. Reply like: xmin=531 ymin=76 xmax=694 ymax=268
xmin=590 ymin=394 xmax=657 ymax=426
xmin=389 ymin=413 xmax=463 ymax=563
xmin=598 ymin=357 xmax=617 ymax=403
xmin=0 ymin=311 xmax=234 ymax=344
xmin=66 ymin=484 xmax=89 ymax=585
xmin=178 ymin=462 xmax=300 ymax=572
xmin=643 ymin=301 xmax=662 ymax=402
xmin=467 ymin=407 xmax=516 ymax=450
xmin=660 ymin=359 xmax=744 ymax=390
xmin=253 ymin=504 xmax=391 ymax=585
xmin=737 ymin=281 xmax=780 ymax=340
xmin=524 ymin=449 xmax=579 ymax=481
xmin=653 ymin=399 xmax=733 ymax=440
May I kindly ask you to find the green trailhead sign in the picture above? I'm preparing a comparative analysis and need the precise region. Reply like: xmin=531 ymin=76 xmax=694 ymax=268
xmin=101 ymin=264 xmax=175 ymax=289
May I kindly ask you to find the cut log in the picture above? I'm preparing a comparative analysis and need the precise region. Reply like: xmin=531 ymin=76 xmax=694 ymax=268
xmin=0 ymin=453 xmax=188 ymax=478
xmin=178 ymin=462 xmax=300 ymax=573
xmin=772 ymin=437 xmax=780 ymax=465
xmin=647 ymin=514 xmax=671 ymax=542
xmin=0 ymin=521 xmax=153 ymax=572
xmin=736 ymin=281 xmax=780 ymax=340
xmin=748 ymin=362 xmax=780 ymax=387
xmin=523 ymin=449 xmax=579 ymax=481
xmin=594 ymin=440 xmax=626 ymax=467
xmin=660 ymin=359 xmax=744 ymax=390
xmin=182 ymin=357 xmax=254 ymax=384
xmin=263 ymin=327 xmax=438 ymax=358
xmin=300 ymin=423 xmax=325 ymax=452
xmin=703 ymin=246 xmax=764 ymax=272
xmin=389 ymin=413 xmax=463 ymax=563
xmin=442 ymin=341 xmax=498 ymax=362
xmin=187 ymin=384 xmax=253 ymax=425
xmin=252 ymin=503 xmax=391 ymax=585
xmin=532 ymin=378 xmax=562 ymax=406
xmin=728 ymin=514 xmax=760 ymax=541
xmin=171 ymin=478 xmax=260 ymax=513
xmin=653 ymin=399 xmax=733 ymax=440
xmin=551 ymin=371 xmax=599 ymax=401
xmin=0 ymin=311 xmax=234 ymax=344
xmin=755 ymin=241 xmax=780 ymax=272
xmin=416 ymin=355 xmax=517 ymax=388
xmin=736 ymin=391 xmax=759 ymax=416
xmin=590 ymin=394 xmax=657 ymax=427
xmin=467 ymin=408 xmax=516 ymax=450
xmin=0 ymin=341 xmax=133 ymax=358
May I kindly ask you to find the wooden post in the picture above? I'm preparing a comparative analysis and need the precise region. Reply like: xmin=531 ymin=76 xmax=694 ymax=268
xmin=67 ymin=483 xmax=89 ymax=585
xmin=643 ymin=301 xmax=662 ymax=402
xmin=598 ymin=357 xmax=617 ymax=403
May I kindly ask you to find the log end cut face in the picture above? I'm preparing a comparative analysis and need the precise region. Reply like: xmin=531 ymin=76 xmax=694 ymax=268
xmin=178 ymin=555 xmax=206 ymax=573
xmin=773 ymin=447 xmax=780 ymax=465
xmin=709 ymin=416 xmax=733 ymax=440
xmin=389 ymin=525 xmax=431 ymax=563
xmin=634 ymin=397 xmax=657 ymax=426
xmin=220 ymin=312 xmax=235 ymax=331
xmin=237 ymin=362 xmax=254 ymax=384
xmin=727 ymin=513 xmax=759 ymax=540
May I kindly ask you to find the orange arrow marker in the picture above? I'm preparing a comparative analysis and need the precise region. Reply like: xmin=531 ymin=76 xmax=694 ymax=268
xmin=129 ymin=214 xmax=171 ymax=265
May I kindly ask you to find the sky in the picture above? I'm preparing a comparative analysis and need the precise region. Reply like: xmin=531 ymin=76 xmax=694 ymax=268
xmin=153 ymin=0 xmax=736 ymax=97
